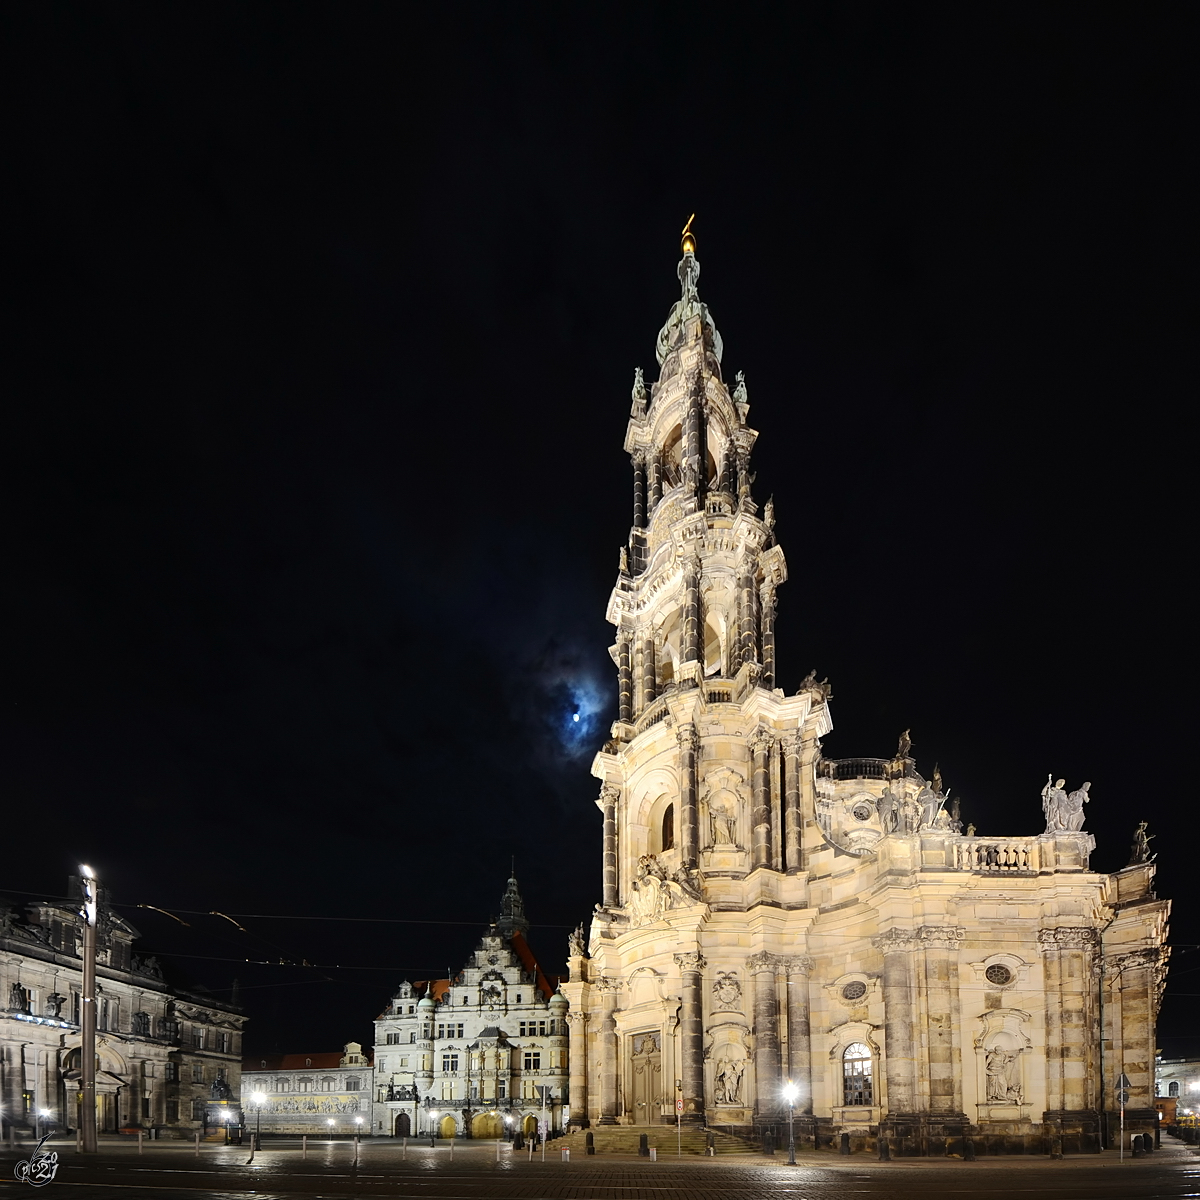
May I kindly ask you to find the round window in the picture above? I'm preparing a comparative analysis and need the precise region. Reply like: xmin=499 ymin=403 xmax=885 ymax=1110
xmin=852 ymin=804 xmax=873 ymax=822
xmin=985 ymin=963 xmax=1013 ymax=987
xmin=841 ymin=980 xmax=867 ymax=1001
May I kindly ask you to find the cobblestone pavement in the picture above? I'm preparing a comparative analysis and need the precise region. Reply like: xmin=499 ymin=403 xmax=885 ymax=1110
xmin=2 ymin=1135 xmax=1197 ymax=1199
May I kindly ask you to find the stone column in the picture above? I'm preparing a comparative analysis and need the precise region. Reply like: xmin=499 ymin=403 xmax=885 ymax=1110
xmin=595 ymin=979 xmax=622 ymax=1125
xmin=617 ymin=633 xmax=633 ymax=725
xmin=600 ymin=785 xmax=619 ymax=909
xmin=918 ymin=927 xmax=965 ymax=1119
xmin=737 ymin=556 xmax=759 ymax=668
xmin=647 ymin=450 xmax=662 ymax=512
xmin=681 ymin=554 xmax=701 ymax=674
xmin=875 ymin=930 xmax=918 ymax=1117
xmin=677 ymin=724 xmax=700 ymax=868
xmin=750 ymin=729 xmax=774 ymax=870
xmin=748 ymin=953 xmax=781 ymax=1121
xmin=1106 ymin=946 xmax=1163 ymax=1147
xmin=638 ymin=632 xmax=656 ymax=715
xmin=781 ymin=733 xmax=802 ymax=874
xmin=760 ymin=584 xmax=776 ymax=689
xmin=632 ymin=451 xmax=646 ymax=530
xmin=683 ymin=374 xmax=706 ymax=505
xmin=718 ymin=439 xmax=735 ymax=496
xmin=735 ymin=441 xmax=753 ymax=512
xmin=1039 ymin=927 xmax=1101 ymax=1148
xmin=566 ymin=1011 xmax=589 ymax=1128
xmin=784 ymin=956 xmax=815 ymax=1115
xmin=674 ymin=952 xmax=706 ymax=1122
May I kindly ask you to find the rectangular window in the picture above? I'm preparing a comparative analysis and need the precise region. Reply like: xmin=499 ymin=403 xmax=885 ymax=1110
xmin=297 ymin=1077 xmax=312 ymax=1092
xmin=378 ymin=1058 xmax=386 ymax=1074
xmin=442 ymin=1054 xmax=459 ymax=1073
xmin=72 ymin=992 xmax=81 ymax=1024
xmin=192 ymin=1064 xmax=204 ymax=1083
xmin=524 ymin=1052 xmax=541 ymax=1071
xmin=408 ymin=1005 xmax=415 ymax=1014
xmin=166 ymin=1100 xmax=179 ymax=1123
xmin=345 ymin=1077 xmax=359 ymax=1091
xmin=498 ymin=1081 xmax=506 ymax=1098
xmin=99 ymin=998 xmax=109 ymax=1031
xmin=400 ymin=1057 xmax=409 ymax=1068
xmin=192 ymin=1099 xmax=206 ymax=1122
xmin=437 ymin=1024 xmax=444 ymax=1039
xmin=165 ymin=1062 xmax=178 ymax=1082
xmin=456 ymin=1024 xmax=464 ymax=1038
xmin=219 ymin=1032 xmax=230 ymax=1053
xmin=539 ymin=1021 xmax=546 ymax=1036
xmin=194 ymin=1027 xmax=204 ymax=1050
xmin=142 ymin=1096 xmax=150 ymax=1119
xmin=519 ymin=1022 xmax=527 ymax=1037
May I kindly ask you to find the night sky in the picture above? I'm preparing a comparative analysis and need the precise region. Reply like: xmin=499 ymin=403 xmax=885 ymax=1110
xmin=3 ymin=6 xmax=1194 ymax=1057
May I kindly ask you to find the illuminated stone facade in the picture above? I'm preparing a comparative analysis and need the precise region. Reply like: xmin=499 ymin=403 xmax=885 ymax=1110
xmin=560 ymin=237 xmax=1170 ymax=1155
xmin=370 ymin=877 xmax=568 ymax=1139
xmin=0 ymin=881 xmax=244 ymax=1139
xmin=240 ymin=1043 xmax=373 ymax=1136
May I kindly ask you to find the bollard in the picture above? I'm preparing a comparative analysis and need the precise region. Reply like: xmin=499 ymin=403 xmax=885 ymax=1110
xmin=138 ymin=1130 xmax=143 ymax=1155
xmin=562 ymin=1147 xmax=570 ymax=1162
xmin=302 ymin=1135 xmax=307 ymax=1159
xmin=586 ymin=1131 xmax=595 ymax=1155
xmin=450 ymin=1137 xmax=454 ymax=1161
xmin=963 ymin=1137 xmax=975 ymax=1161
xmin=495 ymin=1138 xmax=500 ymax=1161
xmin=878 ymin=1136 xmax=890 ymax=1161
xmin=639 ymin=1133 xmax=649 ymax=1157
xmin=1050 ymin=1134 xmax=1063 ymax=1160
xmin=403 ymin=1137 xmax=407 ymax=1159
xmin=840 ymin=1132 xmax=851 ymax=1156
xmin=764 ymin=1129 xmax=775 ymax=1156
xmin=194 ymin=1131 xmax=200 ymax=1157
xmin=649 ymin=1146 xmax=657 ymax=1161
xmin=76 ymin=1125 xmax=81 ymax=1153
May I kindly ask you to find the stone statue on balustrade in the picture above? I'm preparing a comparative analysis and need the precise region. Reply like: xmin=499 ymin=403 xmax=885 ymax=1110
xmin=916 ymin=784 xmax=941 ymax=829
xmin=877 ymin=787 xmax=900 ymax=834
xmin=567 ymin=923 xmax=588 ymax=959
xmin=1042 ymin=776 xmax=1090 ymax=833
xmin=897 ymin=729 xmax=913 ymax=759
xmin=1129 ymin=821 xmax=1156 ymax=865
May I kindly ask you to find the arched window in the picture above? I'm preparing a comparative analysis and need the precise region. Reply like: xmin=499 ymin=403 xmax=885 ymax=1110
xmin=1169 ymin=1081 xmax=1180 ymax=1097
xmin=661 ymin=804 xmax=675 ymax=852
xmin=842 ymin=1042 xmax=873 ymax=1106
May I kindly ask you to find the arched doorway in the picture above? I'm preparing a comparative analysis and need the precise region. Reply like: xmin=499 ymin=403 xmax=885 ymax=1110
xmin=522 ymin=1113 xmax=538 ymax=1138
xmin=438 ymin=1114 xmax=457 ymax=1140
xmin=394 ymin=1112 xmax=410 ymax=1137
xmin=471 ymin=1112 xmax=503 ymax=1139
xmin=630 ymin=1032 xmax=662 ymax=1123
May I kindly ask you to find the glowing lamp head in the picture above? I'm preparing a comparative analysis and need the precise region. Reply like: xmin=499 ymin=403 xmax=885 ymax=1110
xmin=80 ymin=864 xmax=93 ymax=879
xmin=252 ymin=1092 xmax=266 ymax=1105
xmin=38 ymin=1109 xmax=50 ymax=1118
xmin=326 ymin=1118 xmax=335 ymax=1126
xmin=355 ymin=1116 xmax=363 ymax=1125
xmin=782 ymin=1081 xmax=799 ymax=1105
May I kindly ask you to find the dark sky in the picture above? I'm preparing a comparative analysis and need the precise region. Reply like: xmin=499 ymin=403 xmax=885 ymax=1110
xmin=2 ymin=4 xmax=1194 ymax=1056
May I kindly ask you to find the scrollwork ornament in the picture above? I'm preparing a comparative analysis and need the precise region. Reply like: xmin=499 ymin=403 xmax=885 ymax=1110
xmin=781 ymin=955 xmax=815 ymax=977
xmin=917 ymin=925 xmax=966 ymax=949
xmin=565 ymin=1011 xmax=589 ymax=1028
xmin=674 ymin=951 xmax=706 ymax=973
xmin=1037 ymin=927 xmax=1098 ymax=951
xmin=874 ymin=928 xmax=917 ymax=953
xmin=745 ymin=951 xmax=779 ymax=974
xmin=1104 ymin=947 xmax=1164 ymax=976
xmin=593 ymin=976 xmax=623 ymax=994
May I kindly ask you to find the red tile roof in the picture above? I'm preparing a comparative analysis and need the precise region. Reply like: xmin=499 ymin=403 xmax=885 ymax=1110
xmin=242 ymin=1050 xmax=372 ymax=1072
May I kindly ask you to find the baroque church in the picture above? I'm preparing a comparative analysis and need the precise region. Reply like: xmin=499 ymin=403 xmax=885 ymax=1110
xmin=559 ymin=225 xmax=1169 ymax=1155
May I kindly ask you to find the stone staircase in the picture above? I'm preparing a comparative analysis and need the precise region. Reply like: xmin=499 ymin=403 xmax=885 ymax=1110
xmin=546 ymin=1125 xmax=760 ymax=1156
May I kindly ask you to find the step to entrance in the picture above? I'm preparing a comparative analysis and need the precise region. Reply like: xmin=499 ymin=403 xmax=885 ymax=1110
xmin=546 ymin=1126 xmax=760 ymax=1156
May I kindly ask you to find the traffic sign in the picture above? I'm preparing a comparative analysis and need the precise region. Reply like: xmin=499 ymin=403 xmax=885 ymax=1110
xmin=676 ymin=1099 xmax=684 ymax=1113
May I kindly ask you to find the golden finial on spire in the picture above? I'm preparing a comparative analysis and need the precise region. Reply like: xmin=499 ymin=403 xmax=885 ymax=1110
xmin=681 ymin=213 xmax=697 ymax=255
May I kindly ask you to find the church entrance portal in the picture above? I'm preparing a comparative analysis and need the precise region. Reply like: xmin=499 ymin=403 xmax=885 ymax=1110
xmin=630 ymin=1033 xmax=662 ymax=1123
xmin=393 ymin=1112 xmax=410 ymax=1137
xmin=471 ymin=1112 xmax=503 ymax=1139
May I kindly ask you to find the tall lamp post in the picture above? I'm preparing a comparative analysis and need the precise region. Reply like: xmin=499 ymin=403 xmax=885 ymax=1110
xmin=79 ymin=865 xmax=99 ymax=1154
xmin=782 ymin=1081 xmax=798 ymax=1165
xmin=251 ymin=1092 xmax=266 ymax=1150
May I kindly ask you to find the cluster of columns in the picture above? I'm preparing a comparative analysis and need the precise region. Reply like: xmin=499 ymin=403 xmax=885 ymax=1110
xmin=1038 ymin=928 xmax=1101 ymax=1124
xmin=746 ymin=953 xmax=815 ymax=1123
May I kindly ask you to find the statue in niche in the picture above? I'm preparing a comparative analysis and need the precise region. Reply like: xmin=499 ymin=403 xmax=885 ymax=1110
xmin=714 ymin=1056 xmax=745 ymax=1105
xmin=708 ymin=798 xmax=737 ymax=846
xmin=985 ymin=1046 xmax=1023 ymax=1103
xmin=712 ymin=972 xmax=741 ymax=1009
xmin=1129 ymin=822 xmax=1156 ymax=865
xmin=9 ymin=983 xmax=28 ymax=1012
xmin=897 ymin=729 xmax=913 ymax=759
xmin=45 ymin=993 xmax=65 ymax=1018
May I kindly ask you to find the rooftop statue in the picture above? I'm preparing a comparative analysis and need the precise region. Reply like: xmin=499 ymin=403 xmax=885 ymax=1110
xmin=1042 ymin=776 xmax=1090 ymax=833
xmin=897 ymin=729 xmax=912 ymax=759
xmin=1129 ymin=821 xmax=1156 ymax=865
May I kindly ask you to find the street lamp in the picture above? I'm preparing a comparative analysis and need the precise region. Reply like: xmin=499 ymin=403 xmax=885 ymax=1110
xmin=36 ymin=1109 xmax=51 ymax=1140
xmin=782 ymin=1081 xmax=799 ymax=1165
xmin=79 ymin=864 xmax=99 ymax=1154
xmin=251 ymin=1092 xmax=266 ymax=1148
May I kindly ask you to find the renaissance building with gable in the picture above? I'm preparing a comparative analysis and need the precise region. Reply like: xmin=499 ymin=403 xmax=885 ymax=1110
xmin=560 ymin=227 xmax=1170 ymax=1155
xmin=372 ymin=876 xmax=568 ymax=1140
